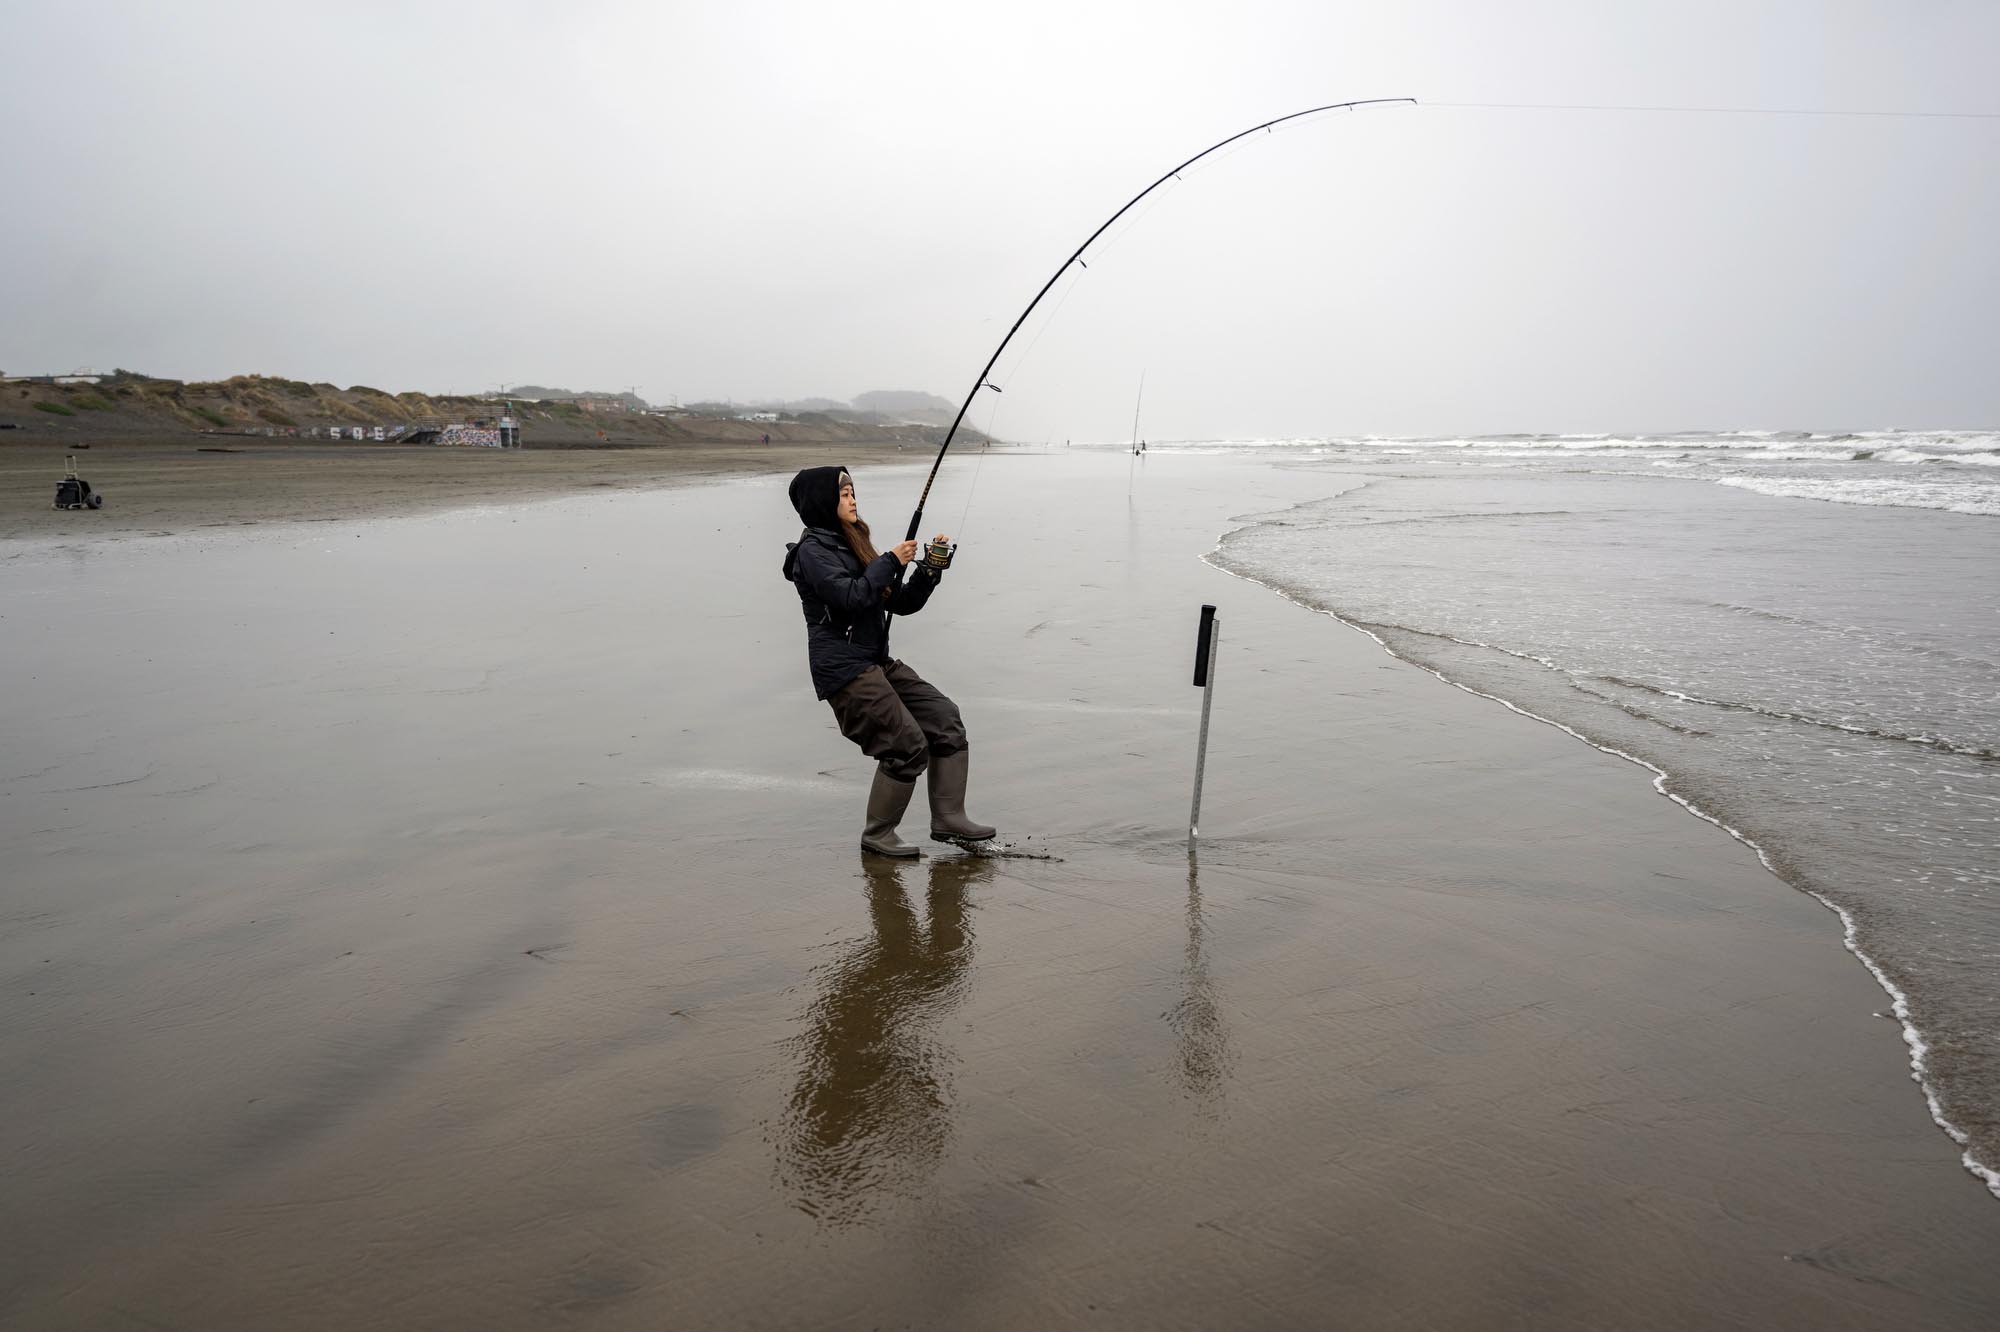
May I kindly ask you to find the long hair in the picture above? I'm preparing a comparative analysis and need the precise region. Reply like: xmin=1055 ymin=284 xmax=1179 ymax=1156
xmin=841 ymin=514 xmax=880 ymax=567
xmin=840 ymin=512 xmax=888 ymax=600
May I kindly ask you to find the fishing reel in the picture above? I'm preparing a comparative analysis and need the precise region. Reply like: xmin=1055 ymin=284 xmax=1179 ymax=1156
xmin=921 ymin=535 xmax=957 ymax=571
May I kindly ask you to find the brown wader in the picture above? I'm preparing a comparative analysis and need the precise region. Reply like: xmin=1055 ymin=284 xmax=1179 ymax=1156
xmin=829 ymin=661 xmax=991 ymax=854
xmin=829 ymin=660 xmax=965 ymax=781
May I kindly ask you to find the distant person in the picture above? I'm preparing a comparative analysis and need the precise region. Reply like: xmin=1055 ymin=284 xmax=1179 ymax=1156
xmin=781 ymin=467 xmax=994 ymax=856
xmin=763 ymin=432 xmax=770 ymax=446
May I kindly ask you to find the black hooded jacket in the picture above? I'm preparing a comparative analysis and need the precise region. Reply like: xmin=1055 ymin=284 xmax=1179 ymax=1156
xmin=782 ymin=465 xmax=940 ymax=699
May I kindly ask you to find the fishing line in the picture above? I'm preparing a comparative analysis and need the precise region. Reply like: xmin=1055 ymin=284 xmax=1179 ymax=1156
xmin=944 ymin=260 xmax=1084 ymax=541
xmin=951 ymin=374 xmax=1006 ymax=547
xmin=1087 ymin=172 xmax=1185 ymax=261
xmin=948 ymin=132 xmax=1270 ymax=534
xmin=1127 ymin=367 xmax=1146 ymax=495
xmin=994 ymin=261 xmax=1087 ymax=390
xmin=900 ymin=97 xmax=1416 ymax=544
xmin=940 ymin=249 xmax=1095 ymax=546
xmin=1088 ymin=112 xmax=1351 ymax=270
xmin=1088 ymin=125 xmax=1274 ymax=262
xmin=1428 ymin=101 xmax=2000 ymax=120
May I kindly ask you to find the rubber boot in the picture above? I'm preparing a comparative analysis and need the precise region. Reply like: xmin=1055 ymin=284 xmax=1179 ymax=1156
xmin=861 ymin=768 xmax=922 ymax=858
xmin=927 ymin=749 xmax=996 ymax=844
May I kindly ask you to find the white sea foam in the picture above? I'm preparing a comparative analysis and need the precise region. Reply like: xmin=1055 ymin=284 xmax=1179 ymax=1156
xmin=1873 ymin=446 xmax=2000 ymax=467
xmin=1339 ymin=431 xmax=2000 ymax=516
xmin=1712 ymin=473 xmax=2000 ymax=516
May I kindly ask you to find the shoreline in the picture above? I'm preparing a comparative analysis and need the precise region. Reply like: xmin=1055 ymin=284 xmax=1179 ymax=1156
xmin=1211 ymin=457 xmax=2000 ymax=1203
xmin=1205 ymin=539 xmax=2000 ymax=1202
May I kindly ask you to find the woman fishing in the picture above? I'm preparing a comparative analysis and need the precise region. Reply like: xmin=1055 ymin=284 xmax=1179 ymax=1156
xmin=774 ymin=106 xmax=1409 ymax=855
xmin=782 ymin=466 xmax=996 ymax=857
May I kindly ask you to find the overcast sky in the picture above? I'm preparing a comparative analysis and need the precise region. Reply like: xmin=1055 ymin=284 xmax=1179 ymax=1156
xmin=4 ymin=1 xmax=1996 ymax=439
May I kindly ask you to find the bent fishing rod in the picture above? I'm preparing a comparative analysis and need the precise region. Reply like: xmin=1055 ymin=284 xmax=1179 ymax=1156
xmin=903 ymin=96 xmax=1416 ymax=545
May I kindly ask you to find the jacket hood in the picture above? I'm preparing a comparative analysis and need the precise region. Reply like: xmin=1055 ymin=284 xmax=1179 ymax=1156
xmin=788 ymin=465 xmax=850 ymax=529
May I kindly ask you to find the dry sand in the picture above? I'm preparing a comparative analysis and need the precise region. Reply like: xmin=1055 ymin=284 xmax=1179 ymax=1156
xmin=2 ymin=449 xmax=1996 ymax=1330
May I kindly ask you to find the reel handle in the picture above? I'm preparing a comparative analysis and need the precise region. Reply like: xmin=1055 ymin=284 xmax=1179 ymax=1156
xmin=921 ymin=536 xmax=957 ymax=571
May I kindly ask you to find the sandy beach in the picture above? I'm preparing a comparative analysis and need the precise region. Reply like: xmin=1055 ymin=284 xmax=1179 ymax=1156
xmin=0 ymin=435 xmax=927 ymax=542
xmin=3 ymin=447 xmax=1997 ymax=1330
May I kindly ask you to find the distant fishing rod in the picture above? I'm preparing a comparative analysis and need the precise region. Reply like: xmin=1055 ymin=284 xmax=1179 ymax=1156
xmin=903 ymin=96 xmax=1416 ymax=544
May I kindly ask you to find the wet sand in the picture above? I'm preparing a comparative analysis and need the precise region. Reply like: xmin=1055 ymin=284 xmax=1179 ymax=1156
xmin=0 ymin=435 xmax=924 ymax=542
xmin=3 ymin=452 xmax=1997 ymax=1329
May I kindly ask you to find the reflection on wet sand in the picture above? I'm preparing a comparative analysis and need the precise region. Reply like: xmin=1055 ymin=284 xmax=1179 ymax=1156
xmin=776 ymin=853 xmax=993 ymax=1225
xmin=1166 ymin=854 xmax=1231 ymax=1116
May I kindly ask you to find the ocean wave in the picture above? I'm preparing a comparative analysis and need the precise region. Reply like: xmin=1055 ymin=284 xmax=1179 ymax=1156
xmin=1157 ymin=433 xmax=2000 ymax=517
xmin=1328 ymin=430 xmax=2000 ymax=455
xmin=1153 ymin=430 xmax=2000 ymax=464
xmin=1870 ymin=446 xmax=2000 ymax=467
xmin=1711 ymin=473 xmax=2000 ymax=517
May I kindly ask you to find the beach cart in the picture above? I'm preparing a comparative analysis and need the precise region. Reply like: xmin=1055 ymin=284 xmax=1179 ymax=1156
xmin=53 ymin=455 xmax=102 ymax=510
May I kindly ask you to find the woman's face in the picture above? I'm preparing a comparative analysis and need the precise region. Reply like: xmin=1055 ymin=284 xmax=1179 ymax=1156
xmin=837 ymin=483 xmax=858 ymax=524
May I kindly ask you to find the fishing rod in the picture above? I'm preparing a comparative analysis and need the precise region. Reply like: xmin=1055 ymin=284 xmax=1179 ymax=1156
xmin=903 ymin=96 xmax=1416 ymax=545
xmin=1126 ymin=368 xmax=1144 ymax=501
xmin=1129 ymin=368 xmax=1147 ymax=458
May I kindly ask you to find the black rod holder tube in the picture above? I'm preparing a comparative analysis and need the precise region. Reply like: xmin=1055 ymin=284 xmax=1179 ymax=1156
xmin=1190 ymin=605 xmax=1221 ymax=847
xmin=1192 ymin=604 xmax=1217 ymax=687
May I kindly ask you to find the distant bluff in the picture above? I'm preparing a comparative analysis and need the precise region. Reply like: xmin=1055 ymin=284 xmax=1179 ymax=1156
xmin=1 ymin=372 xmax=981 ymax=448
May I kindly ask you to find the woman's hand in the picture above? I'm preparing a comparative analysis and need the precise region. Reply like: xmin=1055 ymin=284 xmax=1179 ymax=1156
xmin=891 ymin=539 xmax=919 ymax=565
